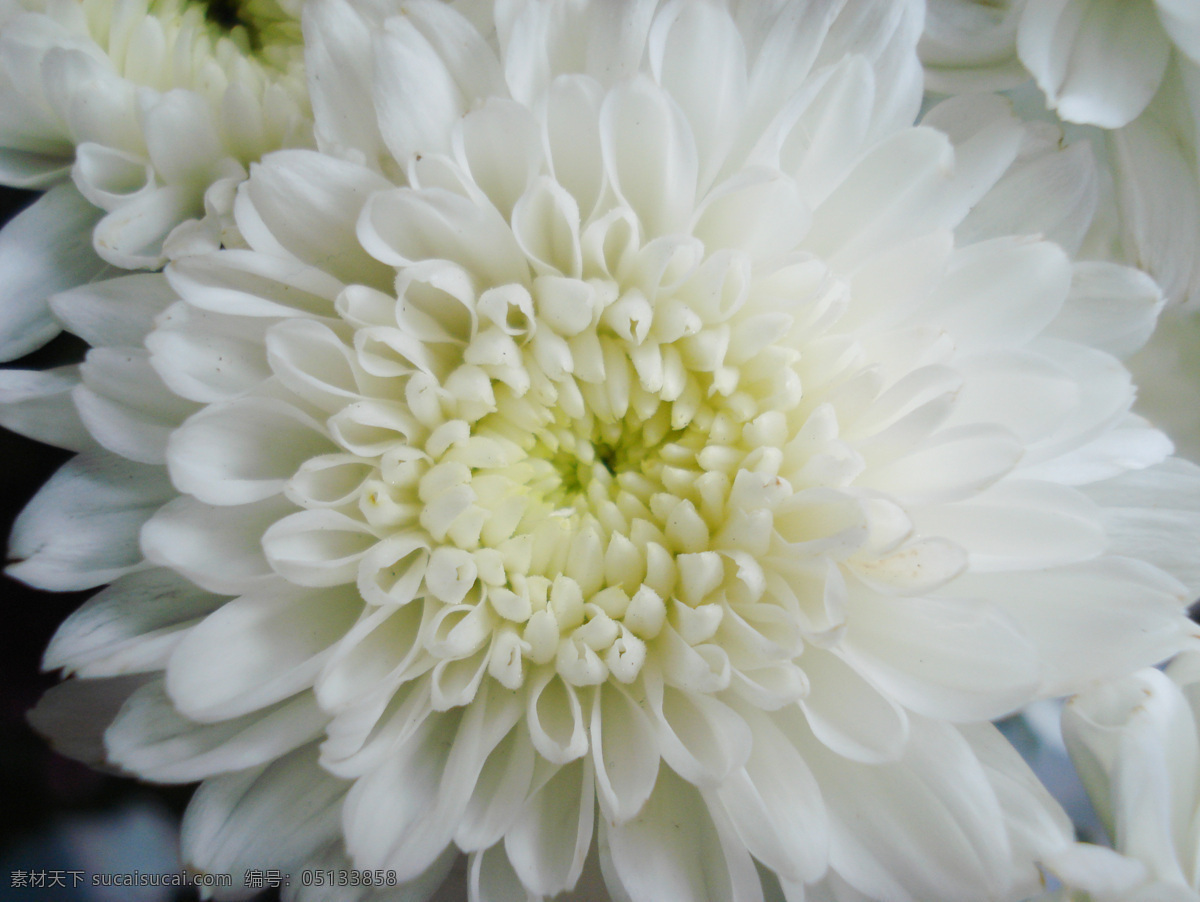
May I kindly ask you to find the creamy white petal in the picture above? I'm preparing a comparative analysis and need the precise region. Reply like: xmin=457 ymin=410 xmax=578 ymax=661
xmin=604 ymin=766 xmax=763 ymax=902
xmin=955 ymin=559 xmax=1192 ymax=694
xmin=140 ymin=495 xmax=290 ymax=594
xmin=1017 ymin=0 xmax=1171 ymax=128
xmin=75 ymin=347 xmax=198 ymax=464
xmin=168 ymin=397 xmax=333 ymax=505
xmin=106 ymin=680 xmax=327 ymax=783
xmin=43 ymin=566 xmax=226 ymax=678
xmin=182 ymin=746 xmax=346 ymax=889
xmin=1045 ymin=262 xmax=1165 ymax=359
xmin=9 ymin=452 xmax=171 ymax=590
xmin=166 ymin=583 xmax=359 ymax=722
xmin=0 ymin=184 xmax=109 ymax=360
xmin=49 ymin=272 xmax=178 ymax=348
xmin=0 ymin=365 xmax=93 ymax=451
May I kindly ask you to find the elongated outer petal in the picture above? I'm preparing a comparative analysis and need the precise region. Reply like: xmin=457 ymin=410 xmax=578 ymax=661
xmin=798 ymin=715 xmax=1015 ymax=902
xmin=168 ymin=398 xmax=334 ymax=505
xmin=140 ymin=494 xmax=290 ymax=595
xmin=106 ymin=681 xmax=328 ymax=784
xmin=343 ymin=708 xmax=463 ymax=880
xmin=43 ymin=567 xmax=226 ymax=678
xmin=1083 ymin=458 xmax=1200 ymax=596
xmin=715 ymin=706 xmax=829 ymax=885
xmin=238 ymin=150 xmax=394 ymax=288
xmin=8 ymin=452 xmax=172 ymax=590
xmin=0 ymin=365 xmax=94 ymax=451
xmin=842 ymin=588 xmax=1040 ymax=722
xmin=1109 ymin=113 xmax=1200 ymax=308
xmin=302 ymin=0 xmax=385 ymax=161
xmin=954 ymin=558 xmax=1194 ymax=695
xmin=49 ymin=272 xmax=178 ymax=349
xmin=600 ymin=75 xmax=698 ymax=239
xmin=166 ymin=583 xmax=360 ymax=723
xmin=75 ymin=347 xmax=199 ymax=465
xmin=604 ymin=766 xmax=764 ymax=902
xmin=0 ymin=183 xmax=110 ymax=361
xmin=182 ymin=745 xmax=347 ymax=893
xmin=1045 ymin=262 xmax=1164 ymax=360
xmin=505 ymin=755 xmax=595 ymax=897
xmin=1018 ymin=0 xmax=1171 ymax=128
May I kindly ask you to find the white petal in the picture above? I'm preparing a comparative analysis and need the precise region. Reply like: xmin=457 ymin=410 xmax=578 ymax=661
xmin=302 ymin=0 xmax=385 ymax=161
xmin=0 ymin=184 xmax=108 ymax=361
xmin=1084 ymin=458 xmax=1200 ymax=595
xmin=146 ymin=301 xmax=273 ymax=403
xmin=957 ymin=559 xmax=1191 ymax=695
xmin=169 ymin=397 xmax=332 ymax=505
xmin=842 ymin=588 xmax=1039 ymax=722
xmin=43 ymin=567 xmax=224 ymax=678
xmin=106 ymin=681 xmax=327 ymax=783
xmin=92 ymin=184 xmax=198 ymax=269
xmin=1109 ymin=114 xmax=1200 ymax=307
xmin=692 ymin=167 xmax=810 ymax=262
xmin=604 ymin=766 xmax=763 ymax=902
xmin=912 ymin=479 xmax=1106 ymax=571
xmin=50 ymin=272 xmax=176 ymax=349
xmin=140 ymin=494 xmax=290 ymax=594
xmin=182 ymin=745 xmax=346 ymax=879
xmin=359 ymin=186 xmax=527 ymax=286
xmin=455 ymin=98 xmax=543 ymax=219
xmin=856 ymin=424 xmax=1023 ymax=505
xmin=799 ymin=647 xmax=910 ymax=764
xmin=239 ymin=150 xmax=393 ymax=287
xmin=643 ymin=673 xmax=751 ymax=785
xmin=914 ymin=237 xmax=1073 ymax=352
xmin=1045 ymin=262 xmax=1164 ymax=359
xmin=166 ymin=583 xmax=359 ymax=722
xmin=601 ymin=75 xmax=698 ymax=238
xmin=804 ymin=127 xmax=957 ymax=270
xmin=343 ymin=709 xmax=462 ymax=879
xmin=0 ymin=365 xmax=93 ymax=451
xmin=590 ymin=682 xmax=659 ymax=822
xmin=75 ymin=347 xmax=198 ymax=464
xmin=166 ymin=248 xmax=343 ymax=319
xmin=505 ymin=756 xmax=594 ymax=896
xmin=371 ymin=13 xmax=468 ymax=166
xmin=798 ymin=716 xmax=1013 ymax=902
xmin=262 ymin=509 xmax=379 ymax=587
xmin=1018 ymin=0 xmax=1170 ymax=128
xmin=8 ymin=452 xmax=171 ymax=590
xmin=648 ymin=0 xmax=747 ymax=191
xmin=715 ymin=706 xmax=829 ymax=885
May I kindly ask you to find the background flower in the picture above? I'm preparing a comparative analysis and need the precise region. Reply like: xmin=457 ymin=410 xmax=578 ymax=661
xmin=1038 ymin=647 xmax=1200 ymax=902
xmin=920 ymin=0 xmax=1200 ymax=310
xmin=0 ymin=0 xmax=311 ymax=362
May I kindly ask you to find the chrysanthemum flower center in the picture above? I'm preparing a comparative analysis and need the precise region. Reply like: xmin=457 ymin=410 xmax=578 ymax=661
xmin=335 ymin=229 xmax=829 ymax=696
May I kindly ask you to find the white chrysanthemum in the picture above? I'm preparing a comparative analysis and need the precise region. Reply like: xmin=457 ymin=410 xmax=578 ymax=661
xmin=1028 ymin=647 xmax=1200 ymax=902
xmin=10 ymin=0 xmax=1200 ymax=900
xmin=0 ymin=0 xmax=310 ymax=360
xmin=919 ymin=0 xmax=1200 ymax=308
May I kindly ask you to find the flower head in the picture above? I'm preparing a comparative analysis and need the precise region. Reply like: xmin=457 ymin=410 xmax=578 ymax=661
xmin=11 ymin=1 xmax=1200 ymax=900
